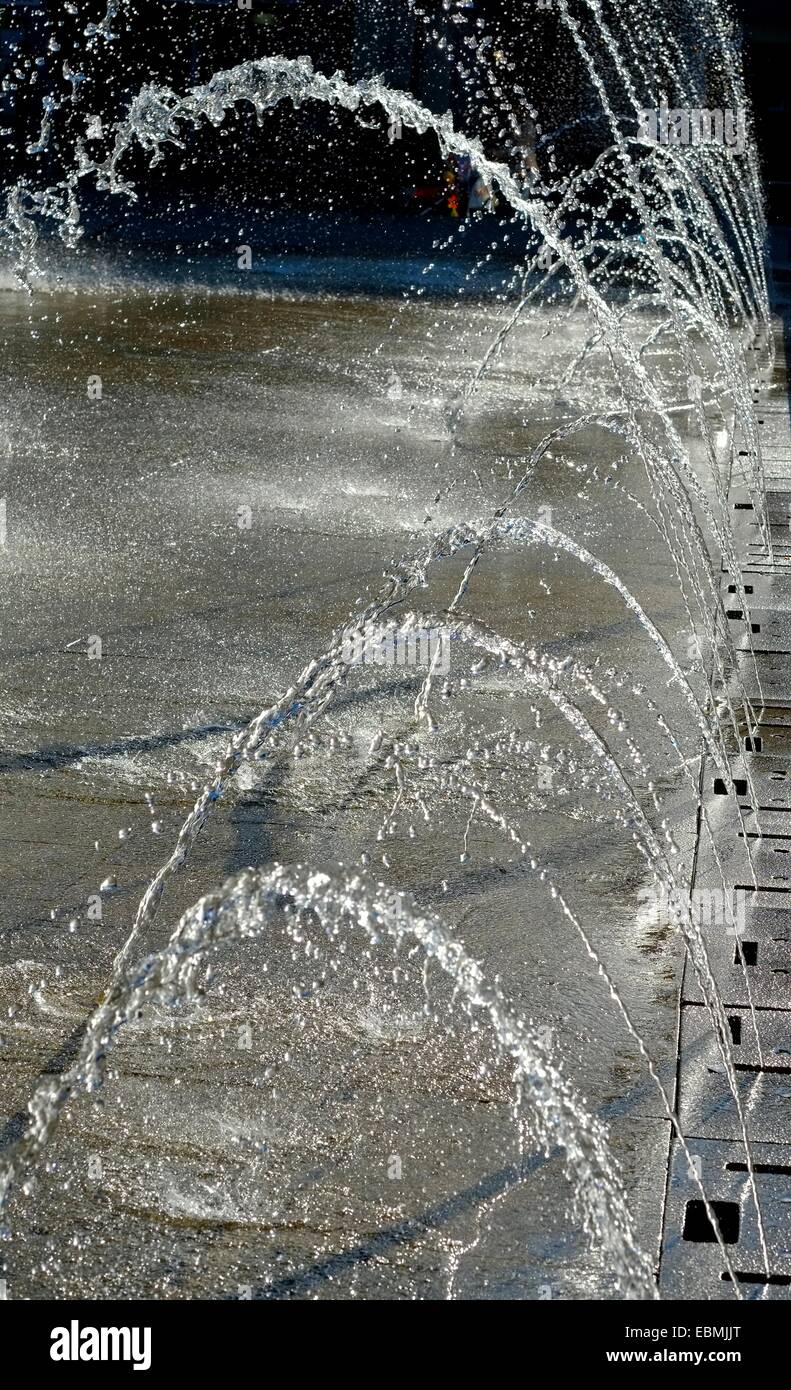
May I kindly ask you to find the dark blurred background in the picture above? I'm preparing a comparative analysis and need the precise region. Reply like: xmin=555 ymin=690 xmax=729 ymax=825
xmin=0 ymin=1 xmax=788 ymax=225
xmin=742 ymin=0 xmax=791 ymax=224
xmin=0 ymin=0 xmax=586 ymax=214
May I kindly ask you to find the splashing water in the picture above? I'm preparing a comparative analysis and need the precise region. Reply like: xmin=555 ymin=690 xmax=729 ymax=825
xmin=0 ymin=864 xmax=660 ymax=1299
xmin=0 ymin=0 xmax=780 ymax=1298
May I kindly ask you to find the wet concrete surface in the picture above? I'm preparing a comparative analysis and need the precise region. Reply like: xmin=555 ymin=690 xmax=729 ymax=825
xmin=0 ymin=276 xmax=764 ymax=1298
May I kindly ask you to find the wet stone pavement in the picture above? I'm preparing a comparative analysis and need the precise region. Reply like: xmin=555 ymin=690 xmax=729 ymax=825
xmin=0 ymin=277 xmax=780 ymax=1300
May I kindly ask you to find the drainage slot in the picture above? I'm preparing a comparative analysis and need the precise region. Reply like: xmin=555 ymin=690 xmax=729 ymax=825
xmin=731 ymin=1062 xmax=791 ymax=1075
xmin=734 ymin=883 xmax=791 ymax=893
xmin=741 ymin=832 xmax=791 ymax=841
xmin=735 ymin=941 xmax=758 ymax=966
xmin=726 ymin=609 xmax=744 ymax=619
xmin=727 ymin=1016 xmax=742 ymax=1046
xmin=714 ymin=777 xmax=747 ymax=796
xmin=683 ymin=1200 xmax=739 ymax=1244
xmin=745 ymin=736 xmax=763 ymax=752
xmin=721 ymin=1271 xmax=791 ymax=1286
xmin=726 ymin=1161 xmax=791 ymax=1176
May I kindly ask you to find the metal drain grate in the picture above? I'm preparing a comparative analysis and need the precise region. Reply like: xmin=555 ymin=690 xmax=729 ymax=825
xmin=678 ymin=1005 xmax=791 ymax=1144
xmin=658 ymin=378 xmax=791 ymax=1296
xmin=662 ymin=1139 xmax=791 ymax=1299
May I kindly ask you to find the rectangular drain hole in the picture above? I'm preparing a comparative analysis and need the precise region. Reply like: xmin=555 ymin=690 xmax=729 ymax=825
xmin=734 ymin=503 xmax=754 ymax=511
xmin=726 ymin=609 xmax=744 ymax=619
xmin=727 ymin=584 xmax=753 ymax=593
xmin=728 ymin=1016 xmax=742 ymax=1045
xmin=726 ymin=1162 xmax=791 ymax=1176
xmin=751 ymin=623 xmax=761 ymax=634
xmin=734 ymin=883 xmax=791 ymax=894
xmin=683 ymin=1200 xmax=739 ymax=1244
xmin=732 ymin=1062 xmax=791 ymax=1075
xmin=734 ymin=941 xmax=758 ymax=966
xmin=722 ymin=1271 xmax=791 ymax=1286
xmin=745 ymin=736 xmax=763 ymax=752
xmin=714 ymin=777 xmax=747 ymax=796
